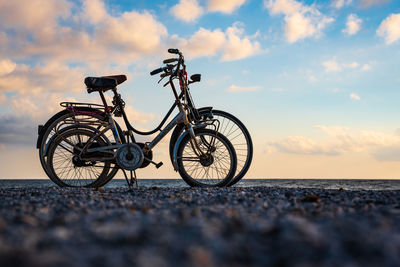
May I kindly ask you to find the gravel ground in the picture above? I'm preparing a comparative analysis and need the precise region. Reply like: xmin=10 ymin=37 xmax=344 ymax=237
xmin=0 ymin=186 xmax=399 ymax=267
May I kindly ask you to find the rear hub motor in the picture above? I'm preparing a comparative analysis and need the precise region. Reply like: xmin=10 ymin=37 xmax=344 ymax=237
xmin=116 ymin=143 xmax=144 ymax=170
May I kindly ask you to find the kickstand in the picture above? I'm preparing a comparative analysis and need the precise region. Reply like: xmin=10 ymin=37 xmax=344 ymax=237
xmin=122 ymin=169 xmax=132 ymax=189
xmin=122 ymin=169 xmax=138 ymax=190
xmin=130 ymin=170 xmax=138 ymax=188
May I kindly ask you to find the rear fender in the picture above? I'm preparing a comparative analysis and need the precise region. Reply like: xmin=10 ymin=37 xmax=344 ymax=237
xmin=36 ymin=107 xmax=106 ymax=149
xmin=37 ymin=109 xmax=70 ymax=149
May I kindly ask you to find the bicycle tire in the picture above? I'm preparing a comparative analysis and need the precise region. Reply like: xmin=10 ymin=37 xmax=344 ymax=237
xmin=170 ymin=109 xmax=253 ymax=186
xmin=47 ymin=128 xmax=112 ymax=187
xmin=176 ymin=128 xmax=237 ymax=187
xmin=38 ymin=109 xmax=124 ymax=186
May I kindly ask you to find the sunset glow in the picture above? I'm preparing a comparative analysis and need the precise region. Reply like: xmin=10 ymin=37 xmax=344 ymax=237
xmin=0 ymin=0 xmax=400 ymax=178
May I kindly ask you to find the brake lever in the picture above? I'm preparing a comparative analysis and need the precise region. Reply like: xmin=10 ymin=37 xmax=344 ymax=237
xmin=165 ymin=64 xmax=176 ymax=70
xmin=158 ymin=72 xmax=171 ymax=83
xmin=160 ymin=72 xmax=170 ymax=78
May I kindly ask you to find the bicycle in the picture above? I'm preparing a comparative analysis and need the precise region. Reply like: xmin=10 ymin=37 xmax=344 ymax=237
xmin=41 ymin=49 xmax=239 ymax=187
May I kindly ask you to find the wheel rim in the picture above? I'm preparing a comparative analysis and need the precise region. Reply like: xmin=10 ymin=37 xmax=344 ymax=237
xmin=204 ymin=111 xmax=252 ymax=184
xmin=179 ymin=132 xmax=234 ymax=186
xmin=39 ymin=112 xmax=122 ymax=187
xmin=49 ymin=130 xmax=110 ymax=187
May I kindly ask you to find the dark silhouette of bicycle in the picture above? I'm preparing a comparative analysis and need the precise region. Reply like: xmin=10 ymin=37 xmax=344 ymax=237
xmin=37 ymin=49 xmax=252 ymax=187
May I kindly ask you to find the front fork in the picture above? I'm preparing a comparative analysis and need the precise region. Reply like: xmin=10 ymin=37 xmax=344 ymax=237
xmin=181 ymin=110 xmax=206 ymax=157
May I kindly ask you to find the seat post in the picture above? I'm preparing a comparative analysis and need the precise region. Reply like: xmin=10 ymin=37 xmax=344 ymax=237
xmin=98 ymin=90 xmax=109 ymax=110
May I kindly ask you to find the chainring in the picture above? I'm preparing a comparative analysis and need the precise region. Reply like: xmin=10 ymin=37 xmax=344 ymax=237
xmin=136 ymin=143 xmax=153 ymax=168
xmin=116 ymin=143 xmax=144 ymax=170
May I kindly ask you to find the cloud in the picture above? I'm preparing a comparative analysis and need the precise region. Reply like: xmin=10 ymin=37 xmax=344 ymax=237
xmin=174 ymin=28 xmax=226 ymax=58
xmin=343 ymin=14 xmax=362 ymax=35
xmin=0 ymin=114 xmax=37 ymax=145
xmin=373 ymin=146 xmax=400 ymax=161
xmin=350 ymin=93 xmax=360 ymax=100
xmin=228 ymin=85 xmax=260 ymax=92
xmin=344 ymin=62 xmax=359 ymax=68
xmin=170 ymin=0 xmax=204 ymax=22
xmin=268 ymin=135 xmax=340 ymax=155
xmin=0 ymin=62 xmax=155 ymax=148
xmin=174 ymin=23 xmax=261 ymax=61
xmin=0 ymin=59 xmax=16 ymax=76
xmin=267 ymin=125 xmax=400 ymax=157
xmin=309 ymin=75 xmax=317 ymax=82
xmin=332 ymin=0 xmax=352 ymax=9
xmin=83 ymin=0 xmax=107 ymax=24
xmin=323 ymin=60 xmax=341 ymax=72
xmin=377 ymin=13 xmax=400 ymax=44
xmin=170 ymin=0 xmax=246 ymax=22
xmin=0 ymin=0 xmax=71 ymax=39
xmin=264 ymin=0 xmax=334 ymax=43
xmin=0 ymin=32 xmax=7 ymax=45
xmin=322 ymin=59 xmax=371 ymax=73
xmin=123 ymin=106 xmax=156 ymax=125
xmin=361 ymin=63 xmax=371 ymax=71
xmin=95 ymin=10 xmax=168 ymax=55
xmin=0 ymin=1 xmax=168 ymax=65
xmin=208 ymin=0 xmax=246 ymax=14
xmin=0 ymin=0 xmax=259 ymax=150
xmin=0 ymin=61 xmax=85 ymax=95
xmin=221 ymin=23 xmax=262 ymax=61
xmin=359 ymin=0 xmax=389 ymax=8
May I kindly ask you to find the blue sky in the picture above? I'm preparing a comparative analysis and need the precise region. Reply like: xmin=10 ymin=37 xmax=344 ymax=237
xmin=0 ymin=0 xmax=400 ymax=179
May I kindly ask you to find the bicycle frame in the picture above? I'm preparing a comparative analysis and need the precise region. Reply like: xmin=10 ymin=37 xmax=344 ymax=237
xmin=80 ymin=111 xmax=186 ymax=155
xmin=55 ymin=49 xmax=220 ymax=173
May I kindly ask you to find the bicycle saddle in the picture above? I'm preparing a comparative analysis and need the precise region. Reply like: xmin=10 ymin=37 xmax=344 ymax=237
xmin=85 ymin=75 xmax=127 ymax=93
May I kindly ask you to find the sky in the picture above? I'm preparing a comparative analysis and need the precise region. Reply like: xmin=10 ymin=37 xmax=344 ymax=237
xmin=0 ymin=0 xmax=400 ymax=179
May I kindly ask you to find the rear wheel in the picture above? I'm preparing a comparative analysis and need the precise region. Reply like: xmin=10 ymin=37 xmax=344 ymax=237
xmin=200 ymin=110 xmax=253 ymax=186
xmin=176 ymin=128 xmax=236 ymax=187
xmin=47 ymin=128 xmax=112 ymax=187
xmin=38 ymin=111 xmax=123 ymax=186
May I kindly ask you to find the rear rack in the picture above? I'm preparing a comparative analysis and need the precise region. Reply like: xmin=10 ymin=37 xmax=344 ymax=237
xmin=60 ymin=102 xmax=105 ymax=109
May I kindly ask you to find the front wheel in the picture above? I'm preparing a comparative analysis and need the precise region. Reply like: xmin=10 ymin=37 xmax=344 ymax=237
xmin=176 ymin=129 xmax=237 ymax=187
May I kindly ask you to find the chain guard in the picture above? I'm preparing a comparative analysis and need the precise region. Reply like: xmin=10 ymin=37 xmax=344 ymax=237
xmin=116 ymin=143 xmax=144 ymax=170
xmin=136 ymin=143 xmax=153 ymax=168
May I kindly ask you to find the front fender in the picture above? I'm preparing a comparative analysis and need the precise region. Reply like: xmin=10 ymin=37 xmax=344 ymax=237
xmin=168 ymin=106 xmax=213 ymax=166
xmin=171 ymin=124 xmax=208 ymax=171
xmin=172 ymin=129 xmax=190 ymax=171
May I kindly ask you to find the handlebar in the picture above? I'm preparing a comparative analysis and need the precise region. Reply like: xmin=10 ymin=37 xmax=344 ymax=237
xmin=163 ymin=58 xmax=178 ymax=64
xmin=150 ymin=48 xmax=184 ymax=78
xmin=150 ymin=67 xmax=164 ymax=76
xmin=150 ymin=64 xmax=176 ymax=76
xmin=168 ymin=48 xmax=179 ymax=54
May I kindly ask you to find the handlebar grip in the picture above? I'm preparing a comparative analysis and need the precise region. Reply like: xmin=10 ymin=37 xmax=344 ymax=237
xmin=163 ymin=58 xmax=178 ymax=64
xmin=150 ymin=68 xmax=163 ymax=76
xmin=168 ymin=48 xmax=179 ymax=54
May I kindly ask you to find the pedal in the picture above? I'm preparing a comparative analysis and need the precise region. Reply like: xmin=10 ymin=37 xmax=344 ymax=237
xmin=144 ymin=156 xmax=163 ymax=169
xmin=155 ymin=162 xmax=163 ymax=169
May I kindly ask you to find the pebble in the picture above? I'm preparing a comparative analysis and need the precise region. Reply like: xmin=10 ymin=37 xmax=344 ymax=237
xmin=0 ymin=187 xmax=399 ymax=267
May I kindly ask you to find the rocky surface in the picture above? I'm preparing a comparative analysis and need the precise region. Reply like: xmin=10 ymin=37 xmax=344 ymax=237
xmin=0 ymin=186 xmax=399 ymax=267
